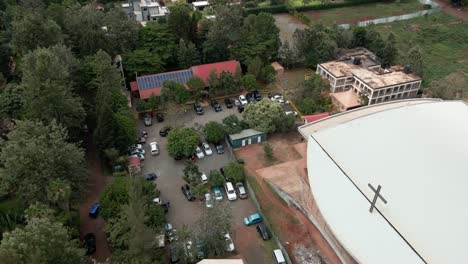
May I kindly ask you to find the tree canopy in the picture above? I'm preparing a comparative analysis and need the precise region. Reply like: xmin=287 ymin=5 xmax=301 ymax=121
xmin=242 ymin=99 xmax=285 ymax=133
xmin=223 ymin=162 xmax=245 ymax=183
xmin=167 ymin=127 xmax=200 ymax=158
xmin=204 ymin=121 xmax=226 ymax=144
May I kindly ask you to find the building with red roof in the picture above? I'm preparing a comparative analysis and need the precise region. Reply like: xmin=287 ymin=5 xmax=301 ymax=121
xmin=134 ymin=60 xmax=240 ymax=100
xmin=303 ymin=112 xmax=330 ymax=124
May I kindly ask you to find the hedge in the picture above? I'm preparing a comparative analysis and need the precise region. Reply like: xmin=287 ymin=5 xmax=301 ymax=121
xmin=245 ymin=0 xmax=386 ymax=15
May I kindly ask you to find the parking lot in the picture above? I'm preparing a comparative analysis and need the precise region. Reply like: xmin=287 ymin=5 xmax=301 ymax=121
xmin=138 ymin=102 xmax=269 ymax=263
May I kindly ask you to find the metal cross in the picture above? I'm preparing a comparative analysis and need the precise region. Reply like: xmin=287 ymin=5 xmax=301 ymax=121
xmin=368 ymin=184 xmax=387 ymax=213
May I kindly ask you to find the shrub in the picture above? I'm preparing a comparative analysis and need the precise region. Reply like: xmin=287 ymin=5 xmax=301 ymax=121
xmin=263 ymin=144 xmax=273 ymax=161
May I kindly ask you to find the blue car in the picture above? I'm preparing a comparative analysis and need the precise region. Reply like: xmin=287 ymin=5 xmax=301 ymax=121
xmin=89 ymin=203 xmax=100 ymax=218
xmin=243 ymin=213 xmax=262 ymax=226
xmin=213 ymin=187 xmax=223 ymax=201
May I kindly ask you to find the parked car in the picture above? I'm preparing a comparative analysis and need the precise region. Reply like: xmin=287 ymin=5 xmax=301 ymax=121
xmin=224 ymin=98 xmax=233 ymax=108
xmin=202 ymin=142 xmax=213 ymax=156
xmin=195 ymin=146 xmax=204 ymax=159
xmin=273 ymin=249 xmax=287 ymax=264
xmin=165 ymin=223 xmax=177 ymax=242
xmin=213 ymin=187 xmax=223 ymax=201
xmin=89 ymin=203 xmax=100 ymax=218
xmin=149 ymin=141 xmax=159 ymax=156
xmin=129 ymin=153 xmax=145 ymax=161
xmin=201 ymin=173 xmax=208 ymax=184
xmin=215 ymin=143 xmax=224 ymax=154
xmin=271 ymin=94 xmax=286 ymax=104
xmin=211 ymin=100 xmax=222 ymax=112
xmin=233 ymin=98 xmax=241 ymax=107
xmin=204 ymin=193 xmax=213 ymax=208
xmin=224 ymin=182 xmax=237 ymax=201
xmin=159 ymin=127 xmax=171 ymax=137
xmin=285 ymin=111 xmax=298 ymax=117
xmin=194 ymin=101 xmax=204 ymax=115
xmin=156 ymin=112 xmax=164 ymax=122
xmin=237 ymin=105 xmax=244 ymax=113
xmin=246 ymin=92 xmax=256 ymax=103
xmin=143 ymin=114 xmax=152 ymax=126
xmin=238 ymin=95 xmax=248 ymax=105
xmin=236 ymin=182 xmax=248 ymax=199
xmin=129 ymin=148 xmax=145 ymax=156
xmin=144 ymin=172 xmax=157 ymax=181
xmin=136 ymin=136 xmax=146 ymax=144
xmin=224 ymin=233 xmax=235 ymax=252
xmin=253 ymin=90 xmax=262 ymax=101
xmin=128 ymin=144 xmax=144 ymax=153
xmin=243 ymin=213 xmax=262 ymax=226
xmin=256 ymin=222 xmax=270 ymax=240
xmin=170 ymin=244 xmax=180 ymax=263
xmin=83 ymin=233 xmax=96 ymax=255
xmin=181 ymin=184 xmax=196 ymax=201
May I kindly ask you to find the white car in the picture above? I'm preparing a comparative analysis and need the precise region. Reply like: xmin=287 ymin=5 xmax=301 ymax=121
xmin=149 ymin=142 xmax=159 ymax=156
xmin=285 ymin=111 xmax=298 ymax=117
xmin=224 ymin=182 xmax=237 ymax=201
xmin=238 ymin=95 xmax=248 ymax=106
xmin=271 ymin=95 xmax=285 ymax=104
xmin=202 ymin=142 xmax=213 ymax=156
xmin=201 ymin=173 xmax=208 ymax=184
xmin=224 ymin=233 xmax=235 ymax=252
xmin=195 ymin=146 xmax=204 ymax=159
xmin=205 ymin=193 xmax=213 ymax=208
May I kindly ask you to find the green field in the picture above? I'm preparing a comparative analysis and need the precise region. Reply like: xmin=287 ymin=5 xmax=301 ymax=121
xmin=374 ymin=13 xmax=468 ymax=87
xmin=304 ymin=0 xmax=424 ymax=24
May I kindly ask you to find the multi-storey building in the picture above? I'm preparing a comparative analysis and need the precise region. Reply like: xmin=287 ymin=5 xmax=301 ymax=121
xmin=316 ymin=48 xmax=422 ymax=111
xmin=122 ymin=0 xmax=169 ymax=25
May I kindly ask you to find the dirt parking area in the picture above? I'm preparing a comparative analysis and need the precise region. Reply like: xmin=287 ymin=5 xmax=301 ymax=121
xmin=138 ymin=102 xmax=270 ymax=264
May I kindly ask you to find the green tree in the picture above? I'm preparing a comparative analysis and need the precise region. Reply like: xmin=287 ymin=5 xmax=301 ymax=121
xmin=222 ymin=115 xmax=244 ymax=134
xmin=124 ymin=48 xmax=164 ymax=76
xmin=0 ymin=206 xmax=84 ymax=264
xmin=426 ymin=73 xmax=467 ymax=100
xmin=186 ymin=77 xmax=206 ymax=98
xmin=161 ymin=80 xmax=191 ymax=104
xmin=223 ymin=162 xmax=244 ymax=183
xmin=204 ymin=121 xmax=226 ymax=144
xmin=11 ymin=13 xmax=64 ymax=56
xmin=0 ymin=83 xmax=24 ymax=119
xmin=263 ymin=143 xmax=274 ymax=161
xmin=178 ymin=38 xmax=200 ymax=69
xmin=20 ymin=45 xmax=85 ymax=134
xmin=168 ymin=3 xmax=196 ymax=42
xmin=183 ymin=162 xmax=202 ymax=184
xmin=172 ymin=226 xmax=196 ymax=264
xmin=209 ymin=170 xmax=224 ymax=187
xmin=352 ymin=26 xmax=368 ymax=47
xmin=195 ymin=203 xmax=232 ymax=257
xmin=219 ymin=71 xmax=236 ymax=95
xmin=294 ymin=23 xmax=337 ymax=68
xmin=259 ymin=65 xmax=275 ymax=83
xmin=100 ymin=177 xmax=129 ymax=220
xmin=207 ymin=70 xmax=221 ymax=94
xmin=139 ymin=22 xmax=177 ymax=65
xmin=242 ymin=99 xmax=284 ymax=133
xmin=191 ymin=183 xmax=210 ymax=200
xmin=241 ymin=74 xmax=258 ymax=91
xmin=0 ymin=120 xmax=86 ymax=202
xmin=380 ymin=33 xmax=398 ymax=68
xmin=167 ymin=127 xmax=200 ymax=158
xmin=247 ymin=56 xmax=263 ymax=79
xmin=47 ymin=179 xmax=72 ymax=212
xmin=279 ymin=40 xmax=297 ymax=69
xmin=403 ymin=46 xmax=424 ymax=77
xmin=298 ymin=97 xmax=317 ymax=115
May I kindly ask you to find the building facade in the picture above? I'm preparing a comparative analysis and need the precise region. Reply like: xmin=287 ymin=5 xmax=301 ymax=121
xmin=316 ymin=49 xmax=422 ymax=110
xmin=122 ymin=0 xmax=169 ymax=24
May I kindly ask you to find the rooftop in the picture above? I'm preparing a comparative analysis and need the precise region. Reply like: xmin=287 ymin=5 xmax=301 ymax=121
xmin=303 ymin=112 xmax=329 ymax=124
xmin=192 ymin=1 xmax=209 ymax=6
xmin=331 ymin=89 xmax=361 ymax=109
xmin=191 ymin=60 xmax=239 ymax=85
xmin=229 ymin=129 xmax=264 ymax=141
xmin=305 ymin=100 xmax=468 ymax=264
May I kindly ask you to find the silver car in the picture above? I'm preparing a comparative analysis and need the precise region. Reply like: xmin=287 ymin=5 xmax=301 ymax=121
xmin=236 ymin=182 xmax=248 ymax=199
xmin=204 ymin=193 xmax=213 ymax=208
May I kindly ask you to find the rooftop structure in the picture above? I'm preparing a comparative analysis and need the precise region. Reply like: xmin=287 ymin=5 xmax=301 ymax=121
xmin=132 ymin=60 xmax=240 ymax=100
xmin=303 ymin=112 xmax=329 ymax=124
xmin=299 ymin=99 xmax=466 ymax=264
xmin=191 ymin=1 xmax=210 ymax=10
xmin=316 ymin=48 xmax=422 ymax=110
xmin=122 ymin=0 xmax=169 ymax=23
xmin=330 ymin=89 xmax=361 ymax=111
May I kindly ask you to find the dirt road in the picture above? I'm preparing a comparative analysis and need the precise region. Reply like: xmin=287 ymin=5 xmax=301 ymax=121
xmin=434 ymin=0 xmax=468 ymax=21
xmin=79 ymin=132 xmax=112 ymax=262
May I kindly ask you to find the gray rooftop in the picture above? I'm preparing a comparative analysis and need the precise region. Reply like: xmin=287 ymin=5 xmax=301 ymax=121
xmin=229 ymin=129 xmax=264 ymax=140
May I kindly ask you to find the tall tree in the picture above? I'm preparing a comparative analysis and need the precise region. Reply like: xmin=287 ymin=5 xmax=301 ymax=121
xmin=0 ymin=205 xmax=84 ymax=264
xmin=124 ymin=48 xmax=164 ymax=76
xmin=219 ymin=71 xmax=236 ymax=95
xmin=293 ymin=24 xmax=337 ymax=68
xmin=279 ymin=40 xmax=297 ymax=69
xmin=204 ymin=121 xmax=226 ymax=144
xmin=243 ymin=98 xmax=285 ymax=133
xmin=0 ymin=120 xmax=86 ymax=201
xmin=177 ymin=38 xmax=200 ymax=69
xmin=139 ymin=22 xmax=177 ymax=65
xmin=403 ymin=45 xmax=423 ymax=77
xmin=168 ymin=3 xmax=195 ymax=42
xmin=195 ymin=203 xmax=232 ymax=257
xmin=47 ymin=179 xmax=72 ymax=212
xmin=161 ymin=80 xmax=191 ymax=104
xmin=167 ymin=127 xmax=200 ymax=158
xmin=0 ymin=83 xmax=24 ymax=119
xmin=20 ymin=45 xmax=85 ymax=135
xmin=247 ymin=56 xmax=263 ymax=79
xmin=380 ymin=33 xmax=398 ymax=68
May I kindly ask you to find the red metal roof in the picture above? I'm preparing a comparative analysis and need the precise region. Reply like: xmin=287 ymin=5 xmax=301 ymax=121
xmin=191 ymin=60 xmax=240 ymax=84
xmin=128 ymin=156 xmax=140 ymax=167
xmin=130 ymin=81 xmax=138 ymax=92
xmin=303 ymin=112 xmax=330 ymax=124
xmin=139 ymin=87 xmax=162 ymax=100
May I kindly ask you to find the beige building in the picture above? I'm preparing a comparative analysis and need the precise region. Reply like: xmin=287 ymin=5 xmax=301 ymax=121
xmin=316 ymin=48 xmax=422 ymax=111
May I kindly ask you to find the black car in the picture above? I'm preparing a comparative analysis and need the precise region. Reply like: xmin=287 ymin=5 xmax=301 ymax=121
xmin=256 ymin=222 xmax=270 ymax=240
xmin=84 ymin=233 xmax=96 ymax=255
xmin=215 ymin=143 xmax=224 ymax=154
xmin=156 ymin=112 xmax=164 ymax=122
xmin=237 ymin=106 xmax=244 ymax=113
xmin=194 ymin=101 xmax=204 ymax=115
xmin=224 ymin=98 xmax=233 ymax=108
xmin=253 ymin=90 xmax=262 ymax=101
xmin=136 ymin=136 xmax=146 ymax=144
xmin=181 ymin=184 xmax=196 ymax=201
xmin=144 ymin=172 xmax=157 ymax=181
xmin=196 ymin=240 xmax=206 ymax=260
xmin=211 ymin=100 xmax=222 ymax=112
xmin=159 ymin=127 xmax=172 ymax=137
xmin=246 ymin=92 xmax=256 ymax=103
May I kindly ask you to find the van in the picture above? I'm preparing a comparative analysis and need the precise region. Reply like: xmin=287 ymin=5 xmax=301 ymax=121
xmin=150 ymin=142 xmax=159 ymax=156
xmin=273 ymin=249 xmax=286 ymax=264
xmin=224 ymin=182 xmax=237 ymax=201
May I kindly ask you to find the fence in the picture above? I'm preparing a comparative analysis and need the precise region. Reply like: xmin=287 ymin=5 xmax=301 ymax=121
xmin=339 ymin=0 xmax=441 ymax=29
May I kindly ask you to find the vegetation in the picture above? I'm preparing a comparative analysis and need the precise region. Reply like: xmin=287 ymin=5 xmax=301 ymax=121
xmin=296 ymin=73 xmax=332 ymax=114
xmin=204 ymin=121 xmax=226 ymax=144
xmin=243 ymin=99 xmax=291 ymax=133
xmin=222 ymin=115 xmax=248 ymax=135
xmin=223 ymin=162 xmax=245 ymax=183
xmin=264 ymin=144 xmax=274 ymax=161
xmin=209 ymin=170 xmax=225 ymax=187
xmin=161 ymin=80 xmax=191 ymax=104
xmin=167 ymin=128 xmax=200 ymax=158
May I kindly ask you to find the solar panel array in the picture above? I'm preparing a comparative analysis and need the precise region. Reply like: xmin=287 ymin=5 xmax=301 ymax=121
xmin=137 ymin=69 xmax=194 ymax=90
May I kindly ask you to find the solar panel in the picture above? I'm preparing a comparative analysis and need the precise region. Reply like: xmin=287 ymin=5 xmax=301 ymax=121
xmin=137 ymin=70 xmax=194 ymax=91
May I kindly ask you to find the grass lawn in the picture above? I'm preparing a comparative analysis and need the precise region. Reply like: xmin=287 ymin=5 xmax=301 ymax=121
xmin=288 ymin=0 xmax=322 ymax=7
xmin=373 ymin=13 xmax=468 ymax=87
xmin=304 ymin=0 xmax=424 ymax=24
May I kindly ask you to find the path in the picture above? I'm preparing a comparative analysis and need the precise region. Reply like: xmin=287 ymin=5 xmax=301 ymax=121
xmin=79 ymin=132 xmax=112 ymax=262
xmin=434 ymin=0 xmax=468 ymax=21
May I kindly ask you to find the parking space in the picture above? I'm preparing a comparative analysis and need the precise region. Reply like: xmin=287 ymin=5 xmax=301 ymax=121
xmin=137 ymin=102 xmax=267 ymax=263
